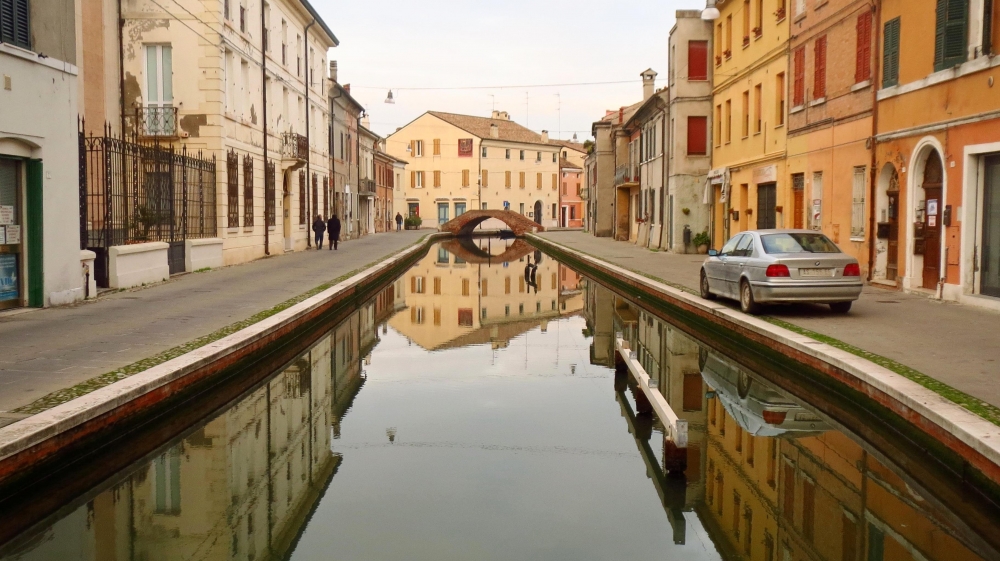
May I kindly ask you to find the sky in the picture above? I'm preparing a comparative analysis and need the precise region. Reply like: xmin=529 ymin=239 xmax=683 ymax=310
xmin=309 ymin=0 xmax=699 ymax=141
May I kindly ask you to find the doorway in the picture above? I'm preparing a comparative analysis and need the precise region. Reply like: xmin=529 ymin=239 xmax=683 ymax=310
xmin=437 ymin=203 xmax=449 ymax=225
xmin=0 ymin=159 xmax=23 ymax=310
xmin=757 ymin=182 xmax=777 ymax=229
xmin=920 ymin=153 xmax=943 ymax=289
xmin=533 ymin=200 xmax=542 ymax=226
xmin=560 ymin=206 xmax=567 ymax=228
xmin=792 ymin=174 xmax=804 ymax=229
xmin=887 ymin=172 xmax=900 ymax=281
xmin=982 ymin=155 xmax=1000 ymax=297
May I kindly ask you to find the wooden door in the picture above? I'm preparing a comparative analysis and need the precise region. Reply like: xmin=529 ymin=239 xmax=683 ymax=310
xmin=982 ymin=155 xmax=1000 ymax=297
xmin=757 ymin=183 xmax=777 ymax=229
xmin=922 ymin=155 xmax=943 ymax=288
xmin=887 ymin=187 xmax=899 ymax=281
xmin=792 ymin=182 xmax=804 ymax=229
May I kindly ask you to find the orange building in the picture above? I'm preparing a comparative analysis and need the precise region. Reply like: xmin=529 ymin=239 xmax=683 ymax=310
xmin=873 ymin=0 xmax=1000 ymax=309
xmin=559 ymin=158 xmax=585 ymax=228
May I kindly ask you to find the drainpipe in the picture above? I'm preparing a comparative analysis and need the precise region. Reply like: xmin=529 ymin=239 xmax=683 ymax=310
xmin=658 ymin=96 xmax=670 ymax=251
xmin=118 ymin=0 xmax=125 ymax=135
xmin=304 ymin=19 xmax=315 ymax=247
xmin=356 ymin=114 xmax=361 ymax=236
xmin=330 ymin=84 xmax=342 ymax=219
xmin=261 ymin=0 xmax=269 ymax=255
xmin=867 ymin=0 xmax=881 ymax=282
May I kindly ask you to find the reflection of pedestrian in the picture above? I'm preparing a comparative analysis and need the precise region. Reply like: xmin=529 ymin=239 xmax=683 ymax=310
xmin=524 ymin=256 xmax=538 ymax=293
xmin=312 ymin=215 xmax=325 ymax=250
xmin=327 ymin=214 xmax=341 ymax=250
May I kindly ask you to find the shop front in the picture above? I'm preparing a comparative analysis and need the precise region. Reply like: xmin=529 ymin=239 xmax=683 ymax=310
xmin=0 ymin=157 xmax=41 ymax=310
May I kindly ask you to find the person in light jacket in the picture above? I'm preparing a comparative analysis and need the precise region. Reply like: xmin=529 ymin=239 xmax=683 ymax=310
xmin=328 ymin=214 xmax=342 ymax=250
xmin=312 ymin=215 xmax=326 ymax=250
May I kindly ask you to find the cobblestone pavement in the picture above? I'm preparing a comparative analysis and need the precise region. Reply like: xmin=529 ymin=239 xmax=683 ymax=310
xmin=0 ymin=230 xmax=428 ymax=417
xmin=539 ymin=230 xmax=1000 ymax=408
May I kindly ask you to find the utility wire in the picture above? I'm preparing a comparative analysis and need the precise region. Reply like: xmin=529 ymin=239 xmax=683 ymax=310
xmin=146 ymin=0 xmax=221 ymax=48
xmin=349 ymin=79 xmax=665 ymax=92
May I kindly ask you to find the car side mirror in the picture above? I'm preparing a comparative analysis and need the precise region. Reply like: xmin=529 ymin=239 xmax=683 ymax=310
xmin=708 ymin=249 xmax=718 ymax=257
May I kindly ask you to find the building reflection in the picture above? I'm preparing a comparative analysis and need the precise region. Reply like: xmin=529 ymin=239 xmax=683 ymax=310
xmin=584 ymin=282 xmax=993 ymax=561
xmin=389 ymin=240 xmax=584 ymax=351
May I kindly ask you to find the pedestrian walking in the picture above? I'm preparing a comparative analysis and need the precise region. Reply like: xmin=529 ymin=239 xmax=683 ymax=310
xmin=312 ymin=215 xmax=326 ymax=250
xmin=395 ymin=212 xmax=403 ymax=232
xmin=328 ymin=213 xmax=342 ymax=250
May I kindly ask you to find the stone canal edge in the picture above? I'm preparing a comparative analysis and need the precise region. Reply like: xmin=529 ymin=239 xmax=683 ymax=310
xmin=526 ymin=233 xmax=1000 ymax=489
xmin=0 ymin=232 xmax=448 ymax=486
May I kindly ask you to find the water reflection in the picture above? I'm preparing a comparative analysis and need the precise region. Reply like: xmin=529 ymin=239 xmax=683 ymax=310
xmin=1 ymin=242 xmax=996 ymax=560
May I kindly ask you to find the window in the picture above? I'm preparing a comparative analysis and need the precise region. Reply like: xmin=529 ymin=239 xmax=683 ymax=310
xmin=224 ymin=0 xmax=230 ymax=19
xmin=239 ymin=3 xmax=246 ymax=32
xmin=152 ymin=448 xmax=181 ymax=514
xmin=795 ymin=0 xmax=806 ymax=18
xmin=505 ymin=170 xmax=511 ymax=188
xmin=228 ymin=153 xmax=240 ymax=227
xmin=755 ymin=0 xmax=763 ymax=34
xmin=814 ymin=36 xmax=827 ymax=99
xmin=715 ymin=105 xmax=722 ymax=147
xmin=935 ymin=0 xmax=968 ymax=71
xmin=883 ymin=18 xmax=901 ymax=87
xmin=281 ymin=20 xmax=287 ymax=64
xmin=520 ymin=150 xmax=525 ymax=160
xmin=411 ymin=306 xmax=425 ymax=324
xmin=802 ymin=477 xmax=815 ymax=542
xmin=480 ymin=278 xmax=487 ymax=296
xmin=433 ymin=139 xmax=441 ymax=156
xmin=552 ymin=203 xmax=557 ymax=219
xmin=749 ymin=84 xmax=761 ymax=134
xmin=243 ymin=155 xmax=254 ymax=227
xmin=296 ymin=34 xmax=301 ymax=76
xmin=505 ymin=148 xmax=511 ymax=159
xmin=536 ymin=151 xmax=542 ymax=162
xmin=776 ymin=73 xmax=786 ymax=125
xmin=144 ymin=45 xmax=175 ymax=135
xmin=0 ymin=0 xmax=29 ymax=49
xmin=536 ymin=173 xmax=542 ymax=189
xmin=743 ymin=0 xmax=751 ymax=44
xmin=726 ymin=14 xmax=733 ymax=53
xmin=985 ymin=0 xmax=996 ymax=55
xmin=414 ymin=140 xmax=423 ymax=157
xmin=462 ymin=279 xmax=470 ymax=296
xmin=851 ymin=166 xmax=866 ymax=239
xmin=842 ymin=512 xmax=858 ymax=561
xmin=856 ymin=11 xmax=873 ymax=83
xmin=433 ymin=277 xmax=442 ymax=294
xmin=733 ymin=492 xmax=742 ymax=536
xmin=519 ymin=202 xmax=525 ymax=215
xmin=793 ymin=47 xmax=806 ymax=106
xmin=482 ymin=146 xmax=488 ymax=158
xmin=552 ymin=153 xmax=557 ymax=163
xmin=482 ymin=170 xmax=489 ymax=187
xmin=782 ymin=462 xmax=795 ymax=522
xmin=519 ymin=172 xmax=526 ymax=189
xmin=725 ymin=99 xmax=732 ymax=143
xmin=433 ymin=170 xmax=441 ymax=188
xmin=716 ymin=22 xmax=724 ymax=63
xmin=687 ymin=116 xmax=707 ymax=155
xmin=412 ymin=170 xmax=423 ymax=188
xmin=742 ymin=90 xmax=750 ymax=137
xmin=552 ymin=173 xmax=557 ymax=190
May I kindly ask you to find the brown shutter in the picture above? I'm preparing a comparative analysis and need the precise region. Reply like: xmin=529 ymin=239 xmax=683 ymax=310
xmin=855 ymin=12 xmax=872 ymax=83
xmin=793 ymin=46 xmax=805 ymax=106
xmin=520 ymin=172 xmax=525 ymax=188
xmin=482 ymin=170 xmax=488 ymax=187
xmin=410 ymin=170 xmax=416 ymax=188
xmin=536 ymin=173 xmax=542 ymax=189
xmin=410 ymin=276 xmax=416 ymax=293
xmin=552 ymin=174 xmax=557 ymax=190
xmin=814 ymin=36 xmax=827 ymax=99
xmin=505 ymin=171 xmax=511 ymax=187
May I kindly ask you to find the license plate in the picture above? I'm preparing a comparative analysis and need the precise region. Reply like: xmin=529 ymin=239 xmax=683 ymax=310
xmin=800 ymin=268 xmax=834 ymax=277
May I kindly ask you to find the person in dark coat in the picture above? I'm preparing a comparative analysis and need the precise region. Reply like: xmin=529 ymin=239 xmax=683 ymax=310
xmin=312 ymin=215 xmax=325 ymax=250
xmin=395 ymin=212 xmax=403 ymax=232
xmin=328 ymin=214 xmax=342 ymax=250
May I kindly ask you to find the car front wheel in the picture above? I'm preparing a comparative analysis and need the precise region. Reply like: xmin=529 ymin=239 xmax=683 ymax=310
xmin=700 ymin=270 xmax=716 ymax=300
xmin=740 ymin=280 xmax=762 ymax=315
xmin=829 ymin=302 xmax=852 ymax=314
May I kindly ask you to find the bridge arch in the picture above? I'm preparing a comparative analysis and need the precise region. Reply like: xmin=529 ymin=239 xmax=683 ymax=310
xmin=439 ymin=210 xmax=546 ymax=237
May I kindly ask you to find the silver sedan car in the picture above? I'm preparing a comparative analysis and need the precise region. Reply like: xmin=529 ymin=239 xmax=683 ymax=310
xmin=700 ymin=229 xmax=863 ymax=314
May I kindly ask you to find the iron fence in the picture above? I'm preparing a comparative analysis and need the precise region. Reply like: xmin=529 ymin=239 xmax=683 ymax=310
xmin=79 ymin=121 xmax=217 ymax=284
xmin=134 ymin=106 xmax=179 ymax=138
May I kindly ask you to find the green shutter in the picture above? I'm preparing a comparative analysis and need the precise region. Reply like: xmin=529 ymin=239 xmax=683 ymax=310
xmin=883 ymin=18 xmax=901 ymax=88
xmin=935 ymin=0 xmax=968 ymax=71
xmin=26 ymin=159 xmax=43 ymax=308
xmin=985 ymin=0 xmax=994 ymax=55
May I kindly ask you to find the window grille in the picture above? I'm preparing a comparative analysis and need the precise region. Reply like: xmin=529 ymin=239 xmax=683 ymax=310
xmin=242 ymin=154 xmax=254 ymax=227
xmin=227 ymin=150 xmax=240 ymax=227
xmin=311 ymin=173 xmax=318 ymax=221
xmin=298 ymin=170 xmax=306 ymax=224
xmin=265 ymin=160 xmax=276 ymax=227
xmin=851 ymin=166 xmax=866 ymax=239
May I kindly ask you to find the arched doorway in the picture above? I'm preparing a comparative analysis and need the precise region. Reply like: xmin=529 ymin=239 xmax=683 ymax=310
xmin=918 ymin=151 xmax=944 ymax=289
xmin=533 ymin=200 xmax=542 ymax=226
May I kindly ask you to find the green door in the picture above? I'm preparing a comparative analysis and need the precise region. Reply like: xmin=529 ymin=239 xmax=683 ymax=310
xmin=0 ymin=159 xmax=22 ymax=309
xmin=983 ymin=155 xmax=1000 ymax=298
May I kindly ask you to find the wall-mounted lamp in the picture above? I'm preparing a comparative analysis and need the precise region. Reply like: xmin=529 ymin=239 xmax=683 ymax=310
xmin=702 ymin=0 xmax=721 ymax=20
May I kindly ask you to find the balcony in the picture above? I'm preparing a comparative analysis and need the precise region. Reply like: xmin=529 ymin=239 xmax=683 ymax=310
xmin=614 ymin=165 xmax=639 ymax=187
xmin=358 ymin=178 xmax=377 ymax=197
xmin=135 ymin=106 xmax=178 ymax=139
xmin=282 ymin=132 xmax=309 ymax=161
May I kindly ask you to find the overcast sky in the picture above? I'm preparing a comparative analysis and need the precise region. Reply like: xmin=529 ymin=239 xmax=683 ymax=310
xmin=311 ymin=0 xmax=695 ymax=140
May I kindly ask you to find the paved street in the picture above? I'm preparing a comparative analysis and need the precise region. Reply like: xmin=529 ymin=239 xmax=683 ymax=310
xmin=539 ymin=230 xmax=1000 ymax=408
xmin=0 ymin=230 xmax=427 ymax=417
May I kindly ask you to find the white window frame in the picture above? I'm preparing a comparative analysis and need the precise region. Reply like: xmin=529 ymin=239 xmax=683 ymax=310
xmin=851 ymin=166 xmax=866 ymax=240
xmin=415 ymin=171 xmax=424 ymax=188
xmin=144 ymin=44 xmax=175 ymax=135
xmin=415 ymin=140 xmax=423 ymax=157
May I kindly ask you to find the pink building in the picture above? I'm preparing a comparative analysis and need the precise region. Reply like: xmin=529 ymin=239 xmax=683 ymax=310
xmin=559 ymin=158 xmax=584 ymax=228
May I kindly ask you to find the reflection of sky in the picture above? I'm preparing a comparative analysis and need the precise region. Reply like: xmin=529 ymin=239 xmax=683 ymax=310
xmin=290 ymin=317 xmax=721 ymax=561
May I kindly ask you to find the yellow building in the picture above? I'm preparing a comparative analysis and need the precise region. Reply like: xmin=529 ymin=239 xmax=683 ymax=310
xmin=386 ymin=111 xmax=561 ymax=228
xmin=708 ymin=0 xmax=791 ymax=246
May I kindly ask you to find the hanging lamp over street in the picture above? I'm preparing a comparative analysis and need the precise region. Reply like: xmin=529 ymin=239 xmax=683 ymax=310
xmin=385 ymin=90 xmax=395 ymax=104
xmin=702 ymin=0 xmax=720 ymax=20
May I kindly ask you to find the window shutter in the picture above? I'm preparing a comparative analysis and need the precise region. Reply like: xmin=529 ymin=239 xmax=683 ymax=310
xmin=985 ymin=0 xmax=994 ymax=55
xmin=883 ymin=18 xmax=901 ymax=87
xmin=505 ymin=170 xmax=511 ymax=187
xmin=814 ymin=36 xmax=827 ymax=99
xmin=1 ymin=0 xmax=29 ymax=49
xmin=410 ymin=276 xmax=416 ymax=294
xmin=687 ymin=116 xmax=707 ymax=155
xmin=688 ymin=40 xmax=709 ymax=80
xmin=856 ymin=12 xmax=872 ymax=83
xmin=552 ymin=174 xmax=557 ymax=190
xmin=520 ymin=172 xmax=525 ymax=188
xmin=482 ymin=170 xmax=488 ymax=187
xmin=410 ymin=170 xmax=415 ymax=187
xmin=935 ymin=0 xmax=968 ymax=70
xmin=536 ymin=173 xmax=542 ymax=189
xmin=793 ymin=47 xmax=805 ymax=106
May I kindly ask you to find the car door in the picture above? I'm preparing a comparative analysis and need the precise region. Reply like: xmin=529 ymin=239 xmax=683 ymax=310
xmin=708 ymin=234 xmax=743 ymax=297
xmin=725 ymin=234 xmax=756 ymax=293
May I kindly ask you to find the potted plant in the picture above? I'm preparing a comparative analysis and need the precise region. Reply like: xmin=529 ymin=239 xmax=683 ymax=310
xmin=692 ymin=231 xmax=712 ymax=254
xmin=681 ymin=207 xmax=691 ymax=215
xmin=775 ymin=6 xmax=786 ymax=20
xmin=404 ymin=215 xmax=422 ymax=230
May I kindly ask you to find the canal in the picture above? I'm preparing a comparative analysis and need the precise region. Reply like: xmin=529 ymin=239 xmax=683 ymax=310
xmin=1 ymin=240 xmax=998 ymax=560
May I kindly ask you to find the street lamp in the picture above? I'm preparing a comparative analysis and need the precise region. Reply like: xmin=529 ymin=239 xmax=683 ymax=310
xmin=385 ymin=89 xmax=395 ymax=104
xmin=702 ymin=0 xmax=721 ymax=20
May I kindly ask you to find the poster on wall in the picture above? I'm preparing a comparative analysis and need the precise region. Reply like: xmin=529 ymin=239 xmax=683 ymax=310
xmin=927 ymin=199 xmax=939 ymax=217
xmin=0 ymin=206 xmax=13 ymax=225
xmin=0 ymin=226 xmax=5 ymax=244
xmin=5 ymin=225 xmax=19 ymax=244
xmin=0 ymin=254 xmax=18 ymax=302
xmin=458 ymin=139 xmax=473 ymax=157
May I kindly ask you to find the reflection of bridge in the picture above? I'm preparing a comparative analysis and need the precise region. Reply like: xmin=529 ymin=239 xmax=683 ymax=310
xmin=439 ymin=210 xmax=545 ymax=237
xmin=440 ymin=238 xmax=535 ymax=265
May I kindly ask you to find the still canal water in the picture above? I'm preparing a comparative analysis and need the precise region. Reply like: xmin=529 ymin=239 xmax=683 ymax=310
xmin=1 ymin=241 xmax=997 ymax=560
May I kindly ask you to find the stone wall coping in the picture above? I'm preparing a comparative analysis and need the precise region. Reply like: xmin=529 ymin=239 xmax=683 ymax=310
xmin=0 ymin=234 xmax=444 ymax=463
xmin=528 ymin=233 xmax=1000 ymax=471
xmin=80 ymin=250 xmax=96 ymax=260
xmin=109 ymin=242 xmax=169 ymax=256
xmin=186 ymin=238 xmax=224 ymax=247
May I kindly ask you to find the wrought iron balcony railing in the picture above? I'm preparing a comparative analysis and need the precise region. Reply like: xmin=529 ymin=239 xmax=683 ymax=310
xmin=614 ymin=165 xmax=638 ymax=186
xmin=282 ymin=132 xmax=309 ymax=160
xmin=136 ymin=106 xmax=179 ymax=138
xmin=358 ymin=178 xmax=377 ymax=196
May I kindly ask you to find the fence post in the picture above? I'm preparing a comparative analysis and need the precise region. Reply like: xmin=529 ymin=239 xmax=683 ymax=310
xmin=78 ymin=118 xmax=87 ymax=250
xmin=181 ymin=144 xmax=189 ymax=240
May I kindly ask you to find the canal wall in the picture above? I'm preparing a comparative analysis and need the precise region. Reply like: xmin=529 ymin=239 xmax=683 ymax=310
xmin=0 ymin=233 xmax=447 ymax=496
xmin=527 ymin=233 xmax=1000 ymax=507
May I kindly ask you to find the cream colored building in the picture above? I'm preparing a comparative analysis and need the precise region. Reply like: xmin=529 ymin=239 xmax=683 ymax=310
xmin=386 ymin=111 xmax=561 ymax=229
xmin=80 ymin=0 xmax=338 ymax=264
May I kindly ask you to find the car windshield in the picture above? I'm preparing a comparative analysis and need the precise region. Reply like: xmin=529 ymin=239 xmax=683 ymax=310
xmin=761 ymin=233 xmax=840 ymax=254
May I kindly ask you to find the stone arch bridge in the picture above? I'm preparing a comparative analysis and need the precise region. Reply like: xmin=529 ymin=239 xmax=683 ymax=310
xmin=438 ymin=210 xmax=545 ymax=237
xmin=440 ymin=238 xmax=535 ymax=265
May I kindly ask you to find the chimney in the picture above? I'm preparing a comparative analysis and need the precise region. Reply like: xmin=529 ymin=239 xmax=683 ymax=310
xmin=344 ymin=83 xmax=350 ymax=93
xmin=361 ymin=115 xmax=370 ymax=129
xmin=329 ymin=61 xmax=338 ymax=83
xmin=641 ymin=69 xmax=658 ymax=101
xmin=491 ymin=110 xmax=510 ymax=121
xmin=541 ymin=130 xmax=549 ymax=143
xmin=490 ymin=124 xmax=499 ymax=138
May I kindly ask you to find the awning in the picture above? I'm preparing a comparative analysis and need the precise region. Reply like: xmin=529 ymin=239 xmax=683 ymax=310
xmin=705 ymin=168 xmax=730 ymax=204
